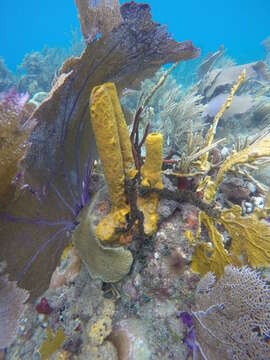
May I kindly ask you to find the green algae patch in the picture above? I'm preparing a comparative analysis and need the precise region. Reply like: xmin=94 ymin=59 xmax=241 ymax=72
xmin=39 ymin=327 xmax=65 ymax=360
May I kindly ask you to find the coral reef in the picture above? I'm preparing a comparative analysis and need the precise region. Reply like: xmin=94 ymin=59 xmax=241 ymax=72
xmin=3 ymin=1 xmax=270 ymax=359
xmin=0 ymin=1 xmax=199 ymax=300
xmin=17 ymin=48 xmax=66 ymax=96
xmin=4 ymin=188 xmax=198 ymax=359
xmin=121 ymin=67 xmax=205 ymax=155
xmin=0 ymin=58 xmax=15 ymax=92
xmin=17 ymin=30 xmax=85 ymax=97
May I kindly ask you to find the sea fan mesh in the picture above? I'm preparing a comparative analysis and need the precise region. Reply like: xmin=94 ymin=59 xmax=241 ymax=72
xmin=0 ymin=276 xmax=29 ymax=348
xmin=193 ymin=265 xmax=270 ymax=360
xmin=75 ymin=0 xmax=122 ymax=42
xmin=0 ymin=88 xmax=34 ymax=209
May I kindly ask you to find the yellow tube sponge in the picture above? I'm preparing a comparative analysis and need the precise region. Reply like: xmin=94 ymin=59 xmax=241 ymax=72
xmin=90 ymin=84 xmax=130 ymax=242
xmin=90 ymin=84 xmax=126 ymax=209
xmin=141 ymin=133 xmax=163 ymax=190
xmin=106 ymin=83 xmax=137 ymax=180
xmin=138 ymin=133 xmax=163 ymax=235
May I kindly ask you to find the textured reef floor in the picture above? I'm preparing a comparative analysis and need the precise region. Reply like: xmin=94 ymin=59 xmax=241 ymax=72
xmin=5 ymin=183 xmax=198 ymax=359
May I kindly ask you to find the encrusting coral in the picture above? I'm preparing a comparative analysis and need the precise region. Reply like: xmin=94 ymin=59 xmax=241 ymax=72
xmin=72 ymin=189 xmax=133 ymax=283
xmin=89 ymin=299 xmax=115 ymax=346
xmin=39 ymin=327 xmax=66 ymax=360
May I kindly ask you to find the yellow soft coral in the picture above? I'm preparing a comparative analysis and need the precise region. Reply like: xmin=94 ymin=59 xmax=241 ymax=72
xmin=220 ymin=205 xmax=270 ymax=267
xmin=191 ymin=203 xmax=270 ymax=278
xmin=191 ymin=211 xmax=231 ymax=279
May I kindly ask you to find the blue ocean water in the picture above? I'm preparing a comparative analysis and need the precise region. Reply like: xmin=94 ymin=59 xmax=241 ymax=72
xmin=1 ymin=0 xmax=269 ymax=71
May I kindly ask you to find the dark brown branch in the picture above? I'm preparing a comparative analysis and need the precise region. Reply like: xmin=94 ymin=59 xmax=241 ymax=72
xmin=130 ymin=106 xmax=143 ymax=170
xmin=124 ymin=178 xmax=145 ymax=241
xmin=138 ymin=122 xmax=150 ymax=150
xmin=139 ymin=187 xmax=221 ymax=219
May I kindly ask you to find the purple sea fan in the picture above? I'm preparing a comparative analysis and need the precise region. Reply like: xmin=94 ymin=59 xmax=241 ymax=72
xmin=0 ymin=87 xmax=35 ymax=209
xmin=75 ymin=0 xmax=122 ymax=42
xmin=179 ymin=312 xmax=208 ymax=360
xmin=0 ymin=1 xmax=199 ymax=301
xmin=191 ymin=266 xmax=270 ymax=360
xmin=0 ymin=275 xmax=29 ymax=349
